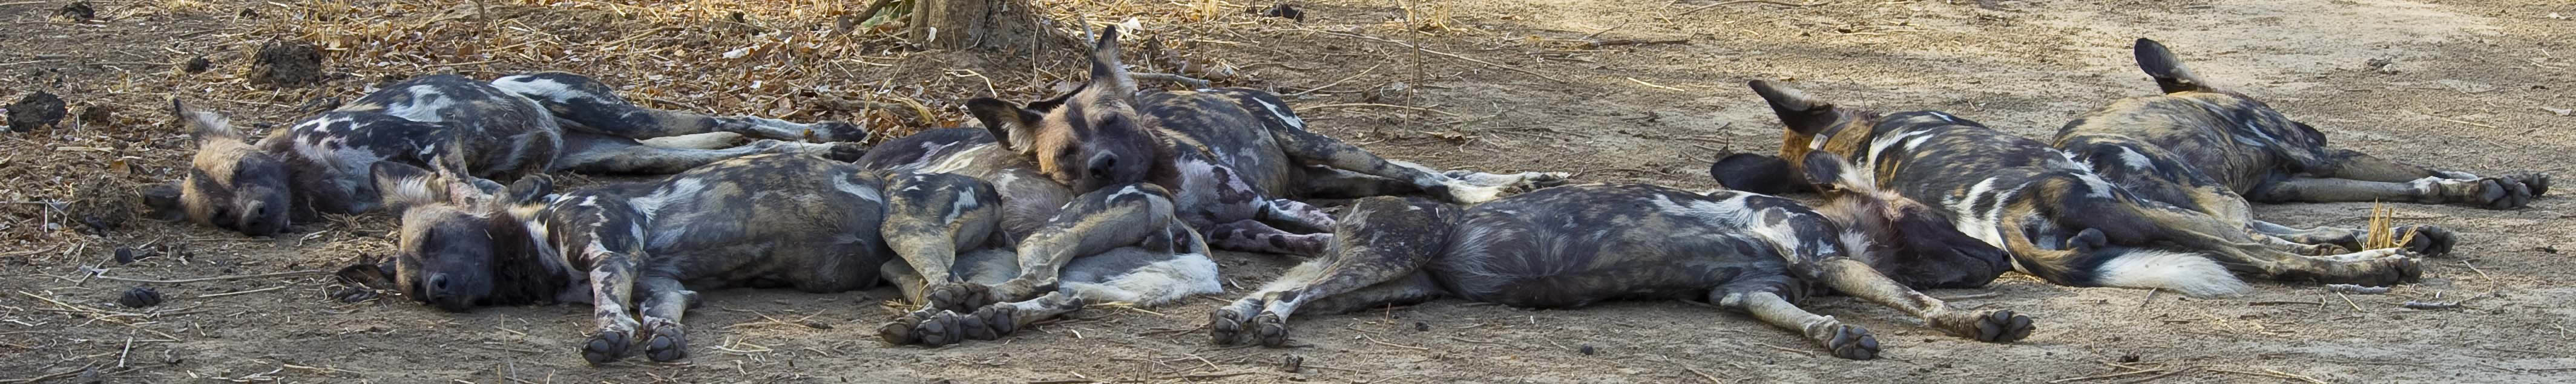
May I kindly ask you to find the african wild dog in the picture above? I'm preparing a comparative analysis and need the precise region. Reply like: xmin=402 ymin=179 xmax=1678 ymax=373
xmin=1207 ymin=180 xmax=2033 ymax=360
xmin=964 ymin=25 xmax=1567 ymax=258
xmin=336 ymin=153 xmax=1220 ymax=365
xmin=854 ymin=26 xmax=1566 ymax=346
xmin=148 ymin=73 xmax=866 ymax=236
xmin=2046 ymin=39 xmax=2545 ymax=253
xmin=1710 ymin=79 xmax=2431 ymax=297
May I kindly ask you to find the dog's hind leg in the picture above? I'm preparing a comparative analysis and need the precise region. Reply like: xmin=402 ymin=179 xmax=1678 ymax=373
xmin=2249 ymin=220 xmax=2454 ymax=256
xmin=1269 ymin=126 xmax=1560 ymax=203
xmin=1798 ymin=256 xmax=2032 ymax=343
xmin=1214 ymin=197 xmax=1451 ymax=347
xmin=490 ymin=72 xmax=870 ymax=142
xmin=2250 ymin=174 xmax=2540 ymax=210
xmin=553 ymin=132 xmax=865 ymax=174
xmin=1708 ymin=274 xmax=1879 ymax=360
xmin=632 ymin=273 xmax=701 ymax=362
xmin=879 ymin=172 xmax=1004 ymax=313
xmin=987 ymin=183 xmax=1181 ymax=305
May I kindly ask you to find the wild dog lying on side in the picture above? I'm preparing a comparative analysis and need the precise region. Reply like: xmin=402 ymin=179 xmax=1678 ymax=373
xmin=1712 ymin=80 xmax=2428 ymax=296
xmin=337 ymin=153 xmax=1218 ymax=364
xmin=2047 ymin=39 xmax=2544 ymax=253
xmin=965 ymin=26 xmax=1566 ymax=258
xmin=1206 ymin=181 xmax=2032 ymax=360
xmin=150 ymin=73 xmax=866 ymax=236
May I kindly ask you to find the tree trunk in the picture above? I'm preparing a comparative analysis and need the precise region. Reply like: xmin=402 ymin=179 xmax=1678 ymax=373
xmin=908 ymin=0 xmax=1060 ymax=53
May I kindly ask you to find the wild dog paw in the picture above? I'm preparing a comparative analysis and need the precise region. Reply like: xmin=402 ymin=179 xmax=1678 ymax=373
xmin=582 ymin=330 xmax=634 ymax=365
xmin=2467 ymin=177 xmax=2535 ymax=209
xmin=908 ymin=310 xmax=968 ymax=346
xmin=2515 ymin=172 xmax=2550 ymax=197
xmin=804 ymin=121 xmax=870 ymax=143
xmin=1970 ymin=310 xmax=2034 ymax=343
xmin=925 ymin=283 xmax=997 ymax=313
xmin=1209 ymin=299 xmax=1261 ymax=345
xmin=1441 ymin=183 xmax=1509 ymax=204
xmin=820 ymin=142 xmax=869 ymax=161
xmin=2390 ymin=224 xmax=2456 ymax=256
xmin=964 ymin=303 xmax=1020 ymax=340
xmin=1818 ymin=324 xmax=1880 ymax=360
xmin=2327 ymin=253 xmax=2423 ymax=287
xmin=1250 ymin=312 xmax=1291 ymax=348
xmin=875 ymin=311 xmax=934 ymax=345
xmin=641 ymin=319 xmax=689 ymax=362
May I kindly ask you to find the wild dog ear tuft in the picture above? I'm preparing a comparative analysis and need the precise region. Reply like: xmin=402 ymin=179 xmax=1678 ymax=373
xmin=171 ymin=99 xmax=239 ymax=146
xmin=1709 ymin=153 xmax=1812 ymax=195
xmin=967 ymin=97 xmax=1043 ymax=152
xmin=1087 ymin=25 xmax=1138 ymax=96
xmin=370 ymin=161 xmax=447 ymax=210
xmin=1747 ymin=80 xmax=1842 ymax=135
xmin=2133 ymin=38 xmax=2212 ymax=94
xmin=140 ymin=183 xmax=188 ymax=221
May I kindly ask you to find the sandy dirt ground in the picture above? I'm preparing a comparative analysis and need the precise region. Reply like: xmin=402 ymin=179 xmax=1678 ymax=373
xmin=2 ymin=0 xmax=2572 ymax=383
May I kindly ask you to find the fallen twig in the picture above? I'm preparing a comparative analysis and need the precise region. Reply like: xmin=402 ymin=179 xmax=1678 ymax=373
xmin=2051 ymin=368 xmax=2166 ymax=383
xmin=2207 ymin=368 xmax=2326 ymax=384
xmin=1585 ymin=39 xmax=1691 ymax=48
xmin=2324 ymin=284 xmax=2390 ymax=295
xmin=1131 ymin=73 xmax=1211 ymax=88
xmin=1676 ymin=1 xmax=1825 ymax=17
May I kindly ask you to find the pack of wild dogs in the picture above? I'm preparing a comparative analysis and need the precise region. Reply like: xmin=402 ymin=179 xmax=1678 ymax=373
xmin=146 ymin=27 xmax=2549 ymax=363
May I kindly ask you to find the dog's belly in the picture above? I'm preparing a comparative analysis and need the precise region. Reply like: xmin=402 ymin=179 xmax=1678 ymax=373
xmin=1430 ymin=184 xmax=1792 ymax=308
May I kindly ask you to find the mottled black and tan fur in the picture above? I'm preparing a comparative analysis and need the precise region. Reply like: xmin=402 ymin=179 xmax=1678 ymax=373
xmin=151 ymin=73 xmax=866 ymax=236
xmin=337 ymin=153 xmax=1217 ymax=365
xmin=1206 ymin=181 xmax=2032 ymax=360
xmin=965 ymin=26 xmax=1567 ymax=258
xmin=1714 ymin=79 xmax=2431 ymax=296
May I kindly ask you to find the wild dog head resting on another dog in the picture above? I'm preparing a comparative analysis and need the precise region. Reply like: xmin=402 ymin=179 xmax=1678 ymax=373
xmin=338 ymin=161 xmax=557 ymax=313
xmin=967 ymin=26 xmax=1159 ymax=194
xmin=158 ymin=100 xmax=297 ymax=236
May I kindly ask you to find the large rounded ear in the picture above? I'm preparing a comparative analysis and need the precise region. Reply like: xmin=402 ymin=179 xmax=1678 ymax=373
xmin=967 ymin=97 xmax=1043 ymax=152
xmin=370 ymin=161 xmax=447 ymax=209
xmin=2133 ymin=38 xmax=2212 ymax=94
xmin=1709 ymin=153 xmax=1812 ymax=195
xmin=140 ymin=183 xmax=188 ymax=221
xmin=1747 ymin=80 xmax=1843 ymax=136
xmin=171 ymin=99 xmax=239 ymax=146
xmin=1086 ymin=25 xmax=1137 ymax=96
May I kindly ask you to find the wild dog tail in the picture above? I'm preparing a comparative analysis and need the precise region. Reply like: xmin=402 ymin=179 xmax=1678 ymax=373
xmin=2086 ymin=247 xmax=2249 ymax=297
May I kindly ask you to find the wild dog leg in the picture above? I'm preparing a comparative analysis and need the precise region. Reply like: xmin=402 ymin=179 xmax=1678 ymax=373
xmin=898 ymin=292 xmax=1087 ymax=346
xmin=1215 ymin=197 xmax=1450 ymax=347
xmin=1800 ymin=258 xmax=2032 ymax=343
xmin=553 ymin=132 xmax=864 ymax=174
xmin=1708 ymin=275 xmax=1879 ymax=360
xmin=879 ymin=172 xmax=1004 ymax=313
xmin=2250 ymin=176 xmax=2538 ymax=210
xmin=1206 ymin=220 xmax=1330 ymax=256
xmin=490 ymin=73 xmax=870 ymax=142
xmin=2091 ymin=201 xmax=2423 ymax=286
xmin=632 ymin=274 xmax=700 ymax=362
xmin=1269 ymin=126 xmax=1553 ymax=204
xmin=579 ymin=252 xmax=641 ymax=365
xmin=1217 ymin=270 xmax=1442 ymax=346
xmin=988 ymin=183 xmax=1179 ymax=307
xmin=2249 ymin=220 xmax=2454 ymax=256
xmin=2320 ymin=149 xmax=2549 ymax=194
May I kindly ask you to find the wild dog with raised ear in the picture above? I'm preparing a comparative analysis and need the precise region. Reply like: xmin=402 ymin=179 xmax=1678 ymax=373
xmin=1206 ymin=179 xmax=2031 ymax=360
xmin=965 ymin=25 xmax=1567 ymax=258
xmin=2044 ymin=39 xmax=2544 ymax=251
xmin=151 ymin=72 xmax=866 ymax=236
xmin=339 ymin=152 xmax=1219 ymax=365
xmin=1713 ymin=80 xmax=2428 ymax=297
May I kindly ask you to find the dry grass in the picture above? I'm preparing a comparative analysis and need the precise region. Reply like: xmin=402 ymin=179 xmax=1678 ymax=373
xmin=2361 ymin=201 xmax=2420 ymax=250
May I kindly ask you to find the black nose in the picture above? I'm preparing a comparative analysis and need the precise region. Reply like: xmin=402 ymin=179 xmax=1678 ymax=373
xmin=427 ymin=273 xmax=452 ymax=293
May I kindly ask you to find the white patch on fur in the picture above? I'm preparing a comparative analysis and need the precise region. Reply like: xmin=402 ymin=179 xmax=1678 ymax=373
xmin=1939 ymin=177 xmax=2009 ymax=247
xmin=629 ymin=177 xmax=708 ymax=222
xmin=2092 ymin=249 xmax=2249 ymax=297
xmin=946 ymin=189 xmax=978 ymax=222
xmin=1248 ymin=96 xmax=1306 ymax=130
xmin=921 ymin=145 xmax=994 ymax=174
xmin=641 ymin=132 xmax=744 ymax=149
xmin=1060 ymin=253 xmax=1223 ymax=305
xmin=2117 ymin=147 xmax=2157 ymax=172
xmin=1928 ymin=111 xmax=1958 ymax=122
xmin=830 ymin=175 xmax=882 ymax=203
xmin=488 ymin=76 xmax=585 ymax=103
xmin=1863 ymin=129 xmax=1935 ymax=168
xmin=383 ymin=85 xmax=459 ymax=123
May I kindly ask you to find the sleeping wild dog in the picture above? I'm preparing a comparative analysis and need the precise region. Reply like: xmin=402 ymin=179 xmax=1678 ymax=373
xmin=1208 ymin=179 xmax=2033 ymax=360
xmin=962 ymin=25 xmax=1566 ymax=258
xmin=1710 ymin=77 xmax=2437 ymax=296
xmin=150 ymin=73 xmax=866 ymax=236
xmin=854 ymin=25 xmax=1565 ymax=345
xmin=337 ymin=153 xmax=1220 ymax=365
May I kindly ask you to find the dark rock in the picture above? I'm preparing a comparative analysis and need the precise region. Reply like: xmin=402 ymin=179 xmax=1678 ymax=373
xmin=183 ymin=57 xmax=212 ymax=73
xmin=119 ymin=287 xmax=163 ymax=308
xmin=7 ymin=91 xmax=68 ymax=132
xmin=1578 ymin=344 xmax=1596 ymax=355
xmin=1255 ymin=4 xmax=1305 ymax=22
xmin=55 ymin=2 xmax=96 ymax=21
